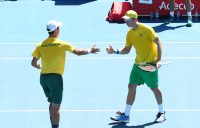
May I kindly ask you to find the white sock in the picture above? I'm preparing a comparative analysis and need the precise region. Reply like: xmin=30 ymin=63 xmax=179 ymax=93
xmin=187 ymin=12 xmax=192 ymax=17
xmin=170 ymin=11 xmax=174 ymax=17
xmin=158 ymin=104 xmax=164 ymax=113
xmin=124 ymin=104 xmax=132 ymax=116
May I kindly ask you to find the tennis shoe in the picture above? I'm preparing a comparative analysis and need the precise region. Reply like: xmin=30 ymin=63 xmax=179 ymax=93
xmin=111 ymin=111 xmax=130 ymax=123
xmin=186 ymin=16 xmax=192 ymax=27
xmin=154 ymin=111 xmax=166 ymax=123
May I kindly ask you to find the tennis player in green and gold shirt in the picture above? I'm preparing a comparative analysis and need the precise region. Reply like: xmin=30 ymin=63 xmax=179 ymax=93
xmin=31 ymin=20 xmax=100 ymax=128
xmin=106 ymin=10 xmax=166 ymax=123
xmin=32 ymin=37 xmax=75 ymax=75
xmin=126 ymin=22 xmax=158 ymax=64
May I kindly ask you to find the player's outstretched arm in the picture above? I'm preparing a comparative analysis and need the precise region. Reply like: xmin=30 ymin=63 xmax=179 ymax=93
xmin=73 ymin=45 xmax=100 ymax=56
xmin=106 ymin=45 xmax=132 ymax=54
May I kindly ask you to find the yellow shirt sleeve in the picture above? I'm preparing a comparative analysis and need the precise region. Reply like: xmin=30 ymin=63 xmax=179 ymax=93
xmin=32 ymin=45 xmax=41 ymax=59
xmin=62 ymin=41 xmax=75 ymax=53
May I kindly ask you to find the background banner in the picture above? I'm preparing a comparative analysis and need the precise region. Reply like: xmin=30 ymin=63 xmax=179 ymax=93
xmin=133 ymin=0 xmax=199 ymax=16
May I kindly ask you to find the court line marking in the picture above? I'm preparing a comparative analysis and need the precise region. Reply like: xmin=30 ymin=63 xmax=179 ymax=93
xmin=0 ymin=109 xmax=200 ymax=113
xmin=0 ymin=42 xmax=200 ymax=45
xmin=1 ymin=57 xmax=200 ymax=60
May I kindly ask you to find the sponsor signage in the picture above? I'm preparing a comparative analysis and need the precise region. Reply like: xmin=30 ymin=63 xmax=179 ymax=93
xmin=133 ymin=0 xmax=199 ymax=16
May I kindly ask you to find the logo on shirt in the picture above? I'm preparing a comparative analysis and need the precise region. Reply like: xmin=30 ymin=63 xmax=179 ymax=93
xmin=139 ymin=33 xmax=143 ymax=37
xmin=41 ymin=43 xmax=61 ymax=47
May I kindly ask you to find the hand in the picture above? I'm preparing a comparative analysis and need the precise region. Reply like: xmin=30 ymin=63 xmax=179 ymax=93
xmin=35 ymin=63 xmax=41 ymax=69
xmin=90 ymin=45 xmax=100 ymax=53
xmin=31 ymin=57 xmax=41 ymax=69
xmin=106 ymin=45 xmax=115 ymax=54
xmin=156 ymin=61 xmax=161 ymax=68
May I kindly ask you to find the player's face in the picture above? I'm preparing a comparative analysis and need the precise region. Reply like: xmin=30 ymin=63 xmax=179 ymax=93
xmin=124 ymin=18 xmax=135 ymax=27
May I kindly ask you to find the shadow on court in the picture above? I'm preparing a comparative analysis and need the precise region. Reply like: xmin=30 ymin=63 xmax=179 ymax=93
xmin=53 ymin=0 xmax=97 ymax=5
xmin=153 ymin=23 xmax=186 ymax=33
xmin=109 ymin=121 xmax=157 ymax=128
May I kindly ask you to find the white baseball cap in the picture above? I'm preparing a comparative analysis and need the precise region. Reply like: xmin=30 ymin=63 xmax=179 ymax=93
xmin=46 ymin=20 xmax=62 ymax=32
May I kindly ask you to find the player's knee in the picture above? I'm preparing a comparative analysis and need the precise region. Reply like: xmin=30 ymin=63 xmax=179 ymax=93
xmin=51 ymin=104 xmax=60 ymax=116
xmin=151 ymin=87 xmax=157 ymax=92
xmin=151 ymin=87 xmax=158 ymax=91
xmin=128 ymin=84 xmax=137 ymax=89
xmin=52 ymin=109 xmax=60 ymax=117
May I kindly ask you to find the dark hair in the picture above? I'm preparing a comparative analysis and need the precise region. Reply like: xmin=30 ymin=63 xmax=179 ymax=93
xmin=48 ymin=31 xmax=54 ymax=35
xmin=47 ymin=27 xmax=59 ymax=35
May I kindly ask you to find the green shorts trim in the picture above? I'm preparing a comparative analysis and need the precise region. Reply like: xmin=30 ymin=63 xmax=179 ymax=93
xmin=129 ymin=64 xmax=159 ymax=89
xmin=40 ymin=73 xmax=63 ymax=104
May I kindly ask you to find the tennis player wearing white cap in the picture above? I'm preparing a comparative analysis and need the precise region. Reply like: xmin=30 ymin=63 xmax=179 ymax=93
xmin=31 ymin=20 xmax=100 ymax=128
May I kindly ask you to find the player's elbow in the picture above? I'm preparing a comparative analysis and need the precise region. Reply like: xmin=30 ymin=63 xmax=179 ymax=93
xmin=73 ymin=49 xmax=84 ymax=56
xmin=75 ymin=52 xmax=82 ymax=56
xmin=31 ymin=58 xmax=37 ymax=68
xmin=31 ymin=61 xmax=36 ymax=67
xmin=125 ymin=50 xmax=130 ymax=54
xmin=122 ymin=49 xmax=130 ymax=54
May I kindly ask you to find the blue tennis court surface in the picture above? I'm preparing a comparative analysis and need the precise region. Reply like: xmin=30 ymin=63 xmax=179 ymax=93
xmin=0 ymin=0 xmax=200 ymax=128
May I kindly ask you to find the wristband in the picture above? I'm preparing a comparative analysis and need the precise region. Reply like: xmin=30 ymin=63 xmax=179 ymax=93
xmin=87 ymin=49 xmax=91 ymax=54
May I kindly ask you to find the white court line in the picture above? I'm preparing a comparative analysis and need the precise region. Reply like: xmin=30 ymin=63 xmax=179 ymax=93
xmin=1 ymin=57 xmax=200 ymax=60
xmin=0 ymin=58 xmax=31 ymax=60
xmin=0 ymin=42 xmax=200 ymax=45
xmin=0 ymin=109 xmax=200 ymax=113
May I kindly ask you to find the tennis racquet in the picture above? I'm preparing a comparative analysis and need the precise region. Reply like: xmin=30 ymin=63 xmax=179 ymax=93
xmin=138 ymin=61 xmax=170 ymax=72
